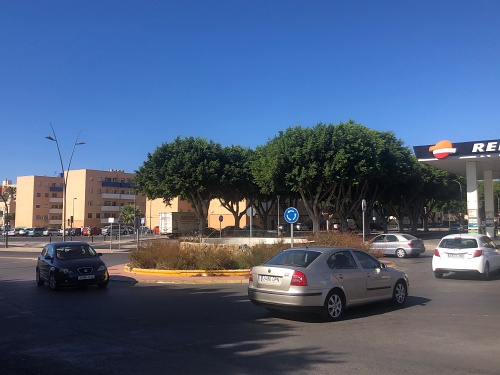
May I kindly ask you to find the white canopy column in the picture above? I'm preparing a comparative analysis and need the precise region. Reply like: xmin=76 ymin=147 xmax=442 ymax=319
xmin=484 ymin=170 xmax=495 ymax=237
xmin=466 ymin=162 xmax=479 ymax=234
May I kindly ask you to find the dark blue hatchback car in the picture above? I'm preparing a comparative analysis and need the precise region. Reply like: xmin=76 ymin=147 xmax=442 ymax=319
xmin=36 ymin=241 xmax=109 ymax=291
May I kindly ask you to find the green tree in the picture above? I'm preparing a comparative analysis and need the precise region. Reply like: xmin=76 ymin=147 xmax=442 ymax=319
xmin=134 ymin=136 xmax=223 ymax=233
xmin=217 ymin=145 xmax=255 ymax=228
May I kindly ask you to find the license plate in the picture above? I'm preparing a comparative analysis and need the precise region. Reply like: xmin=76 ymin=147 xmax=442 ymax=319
xmin=78 ymin=275 xmax=95 ymax=280
xmin=259 ymin=275 xmax=281 ymax=284
xmin=448 ymin=253 xmax=464 ymax=258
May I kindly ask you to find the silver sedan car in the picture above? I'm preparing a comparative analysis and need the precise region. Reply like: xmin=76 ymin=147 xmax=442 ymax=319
xmin=248 ymin=247 xmax=409 ymax=321
xmin=370 ymin=233 xmax=426 ymax=258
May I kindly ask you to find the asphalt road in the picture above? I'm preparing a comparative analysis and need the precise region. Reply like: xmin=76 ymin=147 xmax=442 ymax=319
xmin=1 ymin=235 xmax=500 ymax=375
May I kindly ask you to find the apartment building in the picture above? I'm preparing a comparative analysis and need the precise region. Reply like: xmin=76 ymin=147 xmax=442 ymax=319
xmin=15 ymin=169 xmax=146 ymax=229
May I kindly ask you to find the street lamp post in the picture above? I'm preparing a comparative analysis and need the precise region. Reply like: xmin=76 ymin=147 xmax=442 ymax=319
xmin=45 ymin=124 xmax=85 ymax=241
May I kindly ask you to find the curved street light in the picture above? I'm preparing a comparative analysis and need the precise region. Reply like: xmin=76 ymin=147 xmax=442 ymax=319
xmin=45 ymin=124 xmax=85 ymax=241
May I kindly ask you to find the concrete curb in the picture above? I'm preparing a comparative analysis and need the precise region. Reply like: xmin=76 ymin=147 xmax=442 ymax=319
xmin=125 ymin=266 xmax=249 ymax=277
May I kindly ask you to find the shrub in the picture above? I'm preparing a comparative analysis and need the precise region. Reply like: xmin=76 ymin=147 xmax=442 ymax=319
xmin=128 ymin=232 xmax=375 ymax=270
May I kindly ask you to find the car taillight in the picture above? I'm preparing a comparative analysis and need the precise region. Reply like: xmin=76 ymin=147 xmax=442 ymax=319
xmin=434 ymin=249 xmax=440 ymax=257
xmin=290 ymin=270 xmax=308 ymax=286
xmin=473 ymin=250 xmax=483 ymax=258
xmin=248 ymin=268 xmax=253 ymax=282
xmin=408 ymin=242 xmax=414 ymax=247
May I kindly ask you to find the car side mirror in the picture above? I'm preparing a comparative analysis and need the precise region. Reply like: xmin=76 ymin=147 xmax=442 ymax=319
xmin=98 ymin=253 xmax=103 ymax=256
xmin=379 ymin=262 xmax=386 ymax=269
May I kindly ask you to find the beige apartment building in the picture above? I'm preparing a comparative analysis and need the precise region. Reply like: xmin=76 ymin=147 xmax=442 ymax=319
xmin=13 ymin=169 xmax=266 ymax=232
xmin=16 ymin=169 xmax=146 ymax=229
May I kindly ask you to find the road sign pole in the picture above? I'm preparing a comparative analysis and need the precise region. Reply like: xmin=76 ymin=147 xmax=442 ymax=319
xmin=284 ymin=207 xmax=299 ymax=248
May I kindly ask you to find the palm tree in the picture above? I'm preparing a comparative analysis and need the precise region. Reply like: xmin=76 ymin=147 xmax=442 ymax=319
xmin=119 ymin=204 xmax=142 ymax=226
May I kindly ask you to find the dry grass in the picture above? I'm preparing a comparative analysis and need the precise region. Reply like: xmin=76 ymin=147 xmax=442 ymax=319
xmin=128 ymin=232 xmax=378 ymax=270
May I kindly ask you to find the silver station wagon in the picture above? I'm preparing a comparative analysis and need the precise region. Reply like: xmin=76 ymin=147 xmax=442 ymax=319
xmin=248 ymin=247 xmax=409 ymax=321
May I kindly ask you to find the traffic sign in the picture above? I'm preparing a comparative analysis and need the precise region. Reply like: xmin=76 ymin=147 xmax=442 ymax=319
xmin=284 ymin=207 xmax=299 ymax=224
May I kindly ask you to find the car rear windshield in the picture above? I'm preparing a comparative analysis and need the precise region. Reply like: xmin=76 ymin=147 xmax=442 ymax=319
xmin=439 ymin=238 xmax=478 ymax=249
xmin=265 ymin=250 xmax=321 ymax=268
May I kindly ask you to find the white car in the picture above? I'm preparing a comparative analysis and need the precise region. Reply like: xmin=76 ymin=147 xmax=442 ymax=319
xmin=432 ymin=234 xmax=500 ymax=280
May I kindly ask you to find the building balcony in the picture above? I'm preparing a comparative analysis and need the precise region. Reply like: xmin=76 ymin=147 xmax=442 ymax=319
xmin=101 ymin=193 xmax=135 ymax=200
xmin=101 ymin=206 xmax=121 ymax=212
xmin=49 ymin=209 xmax=62 ymax=214
xmin=49 ymin=198 xmax=63 ymax=203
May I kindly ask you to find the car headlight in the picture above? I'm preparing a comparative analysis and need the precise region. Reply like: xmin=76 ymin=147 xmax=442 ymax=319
xmin=59 ymin=268 xmax=73 ymax=275
xmin=98 ymin=265 xmax=107 ymax=272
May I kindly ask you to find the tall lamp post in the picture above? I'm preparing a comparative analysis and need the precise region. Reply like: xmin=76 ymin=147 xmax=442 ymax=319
xmin=45 ymin=124 xmax=85 ymax=241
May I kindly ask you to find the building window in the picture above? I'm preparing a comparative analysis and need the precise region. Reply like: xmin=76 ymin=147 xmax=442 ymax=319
xmin=36 ymin=192 xmax=41 ymax=197
xmin=51 ymin=193 xmax=58 ymax=198
xmin=98 ymin=177 xmax=102 ymax=182
xmin=45 ymin=193 xmax=49 ymax=197
xmin=35 ymin=204 xmax=40 ymax=208
xmin=37 ymin=181 xmax=41 ymax=186
xmin=97 ymin=189 xmax=101 ymax=194
xmin=89 ymin=176 xmax=93 ymax=181
xmin=89 ymin=188 xmax=93 ymax=194
xmin=88 ymin=213 xmax=92 ymax=219
xmin=88 ymin=201 xmax=93 ymax=206
xmin=96 ymin=213 xmax=100 ymax=218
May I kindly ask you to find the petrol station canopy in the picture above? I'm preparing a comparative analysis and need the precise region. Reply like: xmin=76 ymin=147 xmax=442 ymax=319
xmin=413 ymin=139 xmax=500 ymax=180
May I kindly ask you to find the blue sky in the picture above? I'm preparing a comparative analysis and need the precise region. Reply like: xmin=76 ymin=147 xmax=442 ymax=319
xmin=1 ymin=0 xmax=499 ymax=183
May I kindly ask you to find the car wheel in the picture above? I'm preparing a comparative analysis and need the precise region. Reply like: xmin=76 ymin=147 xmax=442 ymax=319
xmin=36 ymin=268 xmax=44 ymax=286
xmin=392 ymin=280 xmax=407 ymax=305
xmin=322 ymin=289 xmax=345 ymax=321
xmin=49 ymin=273 xmax=60 ymax=291
xmin=480 ymin=262 xmax=490 ymax=281
xmin=434 ymin=270 xmax=443 ymax=278
xmin=395 ymin=248 xmax=406 ymax=258
xmin=97 ymin=272 xmax=109 ymax=288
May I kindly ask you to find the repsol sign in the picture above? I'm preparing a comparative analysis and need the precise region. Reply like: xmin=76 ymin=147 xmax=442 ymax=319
xmin=413 ymin=139 xmax=500 ymax=160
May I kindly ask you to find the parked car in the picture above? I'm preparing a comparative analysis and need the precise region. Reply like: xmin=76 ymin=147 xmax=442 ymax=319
xmin=294 ymin=223 xmax=311 ymax=231
xmin=19 ymin=228 xmax=31 ymax=236
xmin=101 ymin=225 xmax=121 ymax=236
xmin=449 ymin=224 xmax=463 ymax=234
xmin=370 ymin=233 xmax=426 ymax=258
xmin=248 ymin=246 xmax=409 ymax=321
xmin=28 ymin=227 xmax=45 ymax=237
xmin=43 ymin=228 xmax=60 ymax=236
xmin=82 ymin=227 xmax=102 ymax=236
xmin=124 ymin=226 xmax=135 ymax=234
xmin=36 ymin=241 xmax=109 ymax=291
xmin=432 ymin=234 xmax=500 ymax=280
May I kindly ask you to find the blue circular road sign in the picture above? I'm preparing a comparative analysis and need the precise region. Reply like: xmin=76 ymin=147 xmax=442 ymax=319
xmin=284 ymin=207 xmax=299 ymax=224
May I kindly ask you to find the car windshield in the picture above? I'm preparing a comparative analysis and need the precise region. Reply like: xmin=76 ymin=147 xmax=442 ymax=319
xmin=265 ymin=250 xmax=321 ymax=267
xmin=439 ymin=238 xmax=478 ymax=249
xmin=55 ymin=244 xmax=98 ymax=260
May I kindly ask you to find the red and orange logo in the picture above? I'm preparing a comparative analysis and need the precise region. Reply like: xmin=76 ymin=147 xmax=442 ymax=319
xmin=428 ymin=140 xmax=456 ymax=159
